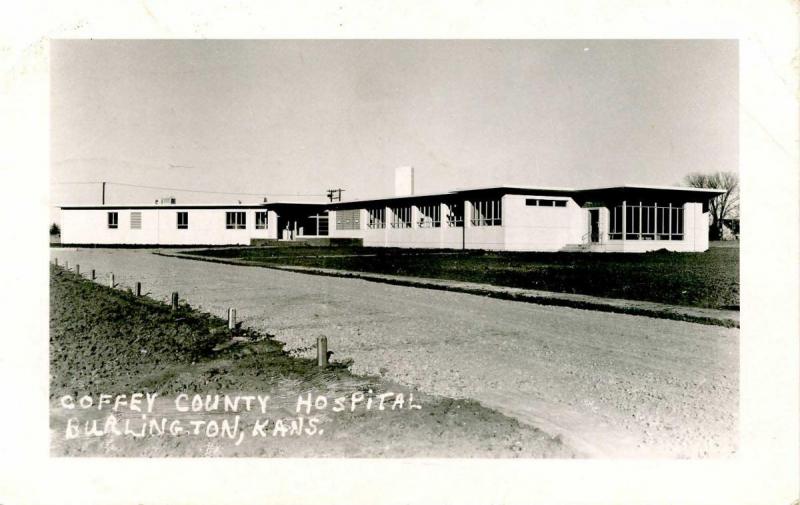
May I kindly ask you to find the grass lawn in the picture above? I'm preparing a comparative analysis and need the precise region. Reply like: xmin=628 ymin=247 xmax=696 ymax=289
xmin=187 ymin=242 xmax=739 ymax=310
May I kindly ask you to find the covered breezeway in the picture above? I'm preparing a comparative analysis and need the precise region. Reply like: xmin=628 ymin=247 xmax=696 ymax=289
xmin=266 ymin=203 xmax=329 ymax=240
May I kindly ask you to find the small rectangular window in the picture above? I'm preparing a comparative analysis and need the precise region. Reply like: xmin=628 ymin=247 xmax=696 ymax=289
xmin=609 ymin=205 xmax=623 ymax=240
xmin=641 ymin=205 xmax=655 ymax=239
xmin=445 ymin=202 xmax=464 ymax=227
xmin=367 ymin=207 xmax=385 ymax=229
xmin=625 ymin=204 xmax=639 ymax=240
xmin=417 ymin=204 xmax=441 ymax=228
xmin=177 ymin=212 xmax=188 ymax=229
xmin=671 ymin=207 xmax=684 ymax=239
xmin=107 ymin=212 xmax=118 ymax=229
xmin=225 ymin=211 xmax=246 ymax=229
xmin=470 ymin=199 xmax=502 ymax=226
xmin=130 ymin=211 xmax=142 ymax=229
xmin=390 ymin=206 xmax=412 ymax=228
xmin=527 ymin=198 xmax=567 ymax=207
xmin=255 ymin=211 xmax=268 ymax=229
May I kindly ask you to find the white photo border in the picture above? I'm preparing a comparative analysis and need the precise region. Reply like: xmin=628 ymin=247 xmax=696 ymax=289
xmin=0 ymin=1 xmax=797 ymax=504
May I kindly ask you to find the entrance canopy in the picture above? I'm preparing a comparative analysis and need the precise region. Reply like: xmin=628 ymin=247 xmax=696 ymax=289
xmin=264 ymin=203 xmax=329 ymax=238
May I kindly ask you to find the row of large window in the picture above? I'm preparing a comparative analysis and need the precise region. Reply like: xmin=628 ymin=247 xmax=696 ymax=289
xmin=608 ymin=202 xmax=684 ymax=240
xmin=418 ymin=204 xmax=440 ymax=228
xmin=106 ymin=211 xmax=269 ymax=230
xmin=471 ymin=199 xmax=502 ymax=226
xmin=390 ymin=206 xmax=413 ymax=228
xmin=223 ymin=211 xmax=269 ymax=230
xmin=343 ymin=200 xmax=498 ymax=230
xmin=365 ymin=203 xmax=462 ymax=229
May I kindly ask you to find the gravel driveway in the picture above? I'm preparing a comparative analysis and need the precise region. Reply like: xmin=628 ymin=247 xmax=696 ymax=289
xmin=51 ymin=248 xmax=739 ymax=458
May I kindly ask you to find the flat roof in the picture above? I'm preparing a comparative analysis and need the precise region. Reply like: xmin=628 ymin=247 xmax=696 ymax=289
xmin=262 ymin=202 xmax=329 ymax=209
xmin=60 ymin=184 xmax=726 ymax=210
xmin=60 ymin=204 xmax=270 ymax=210
xmin=452 ymin=184 xmax=577 ymax=193
xmin=327 ymin=185 xmax=576 ymax=208
xmin=577 ymin=184 xmax=726 ymax=194
xmin=328 ymin=184 xmax=724 ymax=208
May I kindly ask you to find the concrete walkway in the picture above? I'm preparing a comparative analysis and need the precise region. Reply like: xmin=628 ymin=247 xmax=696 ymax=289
xmin=158 ymin=250 xmax=739 ymax=328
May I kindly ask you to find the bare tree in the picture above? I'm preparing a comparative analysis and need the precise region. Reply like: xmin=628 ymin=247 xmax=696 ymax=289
xmin=683 ymin=171 xmax=739 ymax=240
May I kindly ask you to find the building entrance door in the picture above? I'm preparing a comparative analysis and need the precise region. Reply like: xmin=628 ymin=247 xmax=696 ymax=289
xmin=589 ymin=209 xmax=600 ymax=243
xmin=278 ymin=216 xmax=297 ymax=240
xmin=298 ymin=212 xmax=329 ymax=237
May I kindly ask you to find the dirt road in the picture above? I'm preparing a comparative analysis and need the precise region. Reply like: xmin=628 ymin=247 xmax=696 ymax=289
xmin=51 ymin=249 xmax=738 ymax=458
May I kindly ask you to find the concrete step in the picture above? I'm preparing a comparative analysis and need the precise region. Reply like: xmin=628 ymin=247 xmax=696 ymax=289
xmin=560 ymin=243 xmax=591 ymax=252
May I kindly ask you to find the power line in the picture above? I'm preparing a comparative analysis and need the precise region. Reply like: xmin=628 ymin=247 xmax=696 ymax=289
xmin=52 ymin=180 xmax=325 ymax=198
xmin=326 ymin=188 xmax=345 ymax=202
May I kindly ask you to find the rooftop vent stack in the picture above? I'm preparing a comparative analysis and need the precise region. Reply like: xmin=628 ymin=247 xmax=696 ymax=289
xmin=394 ymin=166 xmax=414 ymax=197
xmin=160 ymin=196 xmax=177 ymax=205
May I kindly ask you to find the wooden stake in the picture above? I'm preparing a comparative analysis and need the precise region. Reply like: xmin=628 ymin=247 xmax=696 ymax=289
xmin=75 ymin=264 xmax=80 ymax=275
xmin=171 ymin=292 xmax=179 ymax=310
xmin=54 ymin=258 xmax=58 ymax=267
xmin=91 ymin=269 xmax=96 ymax=280
xmin=109 ymin=273 xmax=115 ymax=288
xmin=135 ymin=282 xmax=142 ymax=296
xmin=227 ymin=308 xmax=237 ymax=330
xmin=317 ymin=336 xmax=328 ymax=367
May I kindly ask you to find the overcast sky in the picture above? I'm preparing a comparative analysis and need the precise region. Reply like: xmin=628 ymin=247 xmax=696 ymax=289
xmin=50 ymin=39 xmax=737 ymax=215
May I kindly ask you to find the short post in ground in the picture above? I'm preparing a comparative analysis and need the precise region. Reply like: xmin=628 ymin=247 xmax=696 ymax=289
xmin=91 ymin=269 xmax=96 ymax=280
xmin=109 ymin=273 xmax=115 ymax=288
xmin=65 ymin=261 xmax=69 ymax=270
xmin=317 ymin=336 xmax=328 ymax=368
xmin=227 ymin=308 xmax=237 ymax=330
xmin=75 ymin=264 xmax=80 ymax=276
xmin=54 ymin=258 xmax=58 ymax=267
xmin=135 ymin=282 xmax=142 ymax=297
xmin=171 ymin=292 xmax=179 ymax=310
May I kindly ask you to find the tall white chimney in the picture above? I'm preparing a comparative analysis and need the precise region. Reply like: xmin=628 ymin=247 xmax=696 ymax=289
xmin=394 ymin=166 xmax=414 ymax=196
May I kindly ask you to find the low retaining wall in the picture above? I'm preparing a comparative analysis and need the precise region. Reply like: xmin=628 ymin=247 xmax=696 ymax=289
xmin=250 ymin=238 xmax=363 ymax=247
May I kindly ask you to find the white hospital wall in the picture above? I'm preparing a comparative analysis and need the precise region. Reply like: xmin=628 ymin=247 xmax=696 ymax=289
xmin=60 ymin=208 xmax=276 ymax=245
xmin=322 ymin=199 xmax=713 ymax=253
xmin=502 ymin=194 xmax=584 ymax=251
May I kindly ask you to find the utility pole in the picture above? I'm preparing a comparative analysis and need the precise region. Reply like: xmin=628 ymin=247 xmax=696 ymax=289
xmin=326 ymin=188 xmax=345 ymax=202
